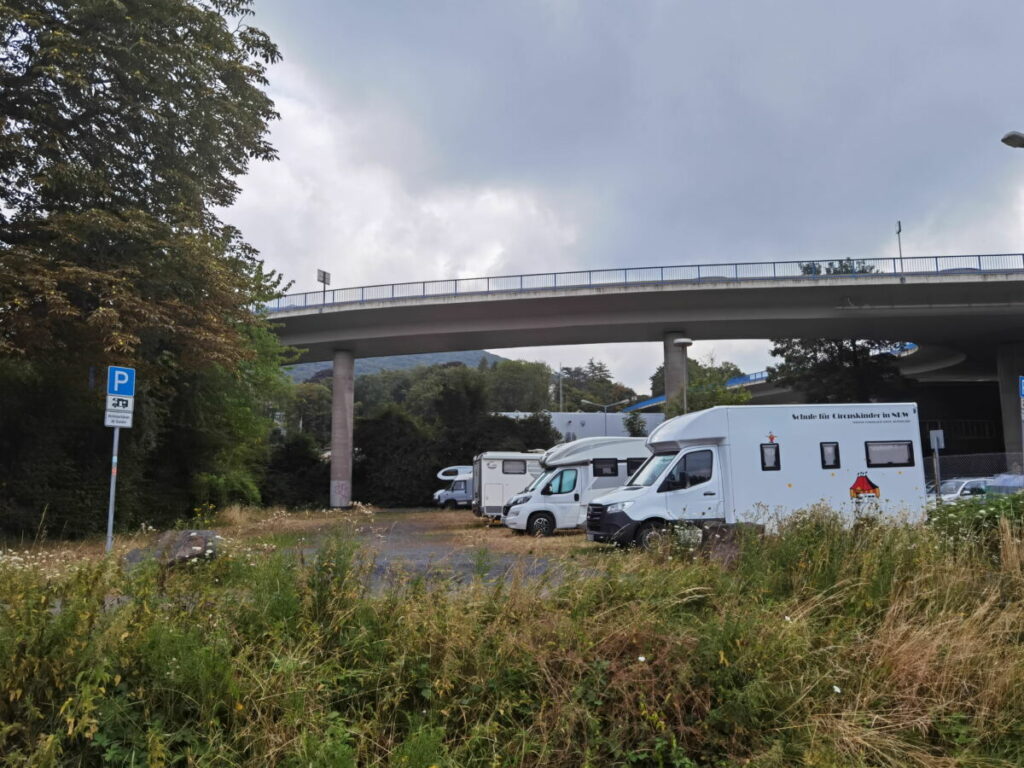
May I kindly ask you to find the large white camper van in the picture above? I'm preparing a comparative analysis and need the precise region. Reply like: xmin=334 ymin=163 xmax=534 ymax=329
xmin=587 ymin=404 xmax=927 ymax=548
xmin=502 ymin=437 xmax=651 ymax=536
xmin=472 ymin=452 xmax=545 ymax=519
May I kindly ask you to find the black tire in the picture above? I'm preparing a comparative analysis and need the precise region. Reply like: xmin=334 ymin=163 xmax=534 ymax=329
xmin=472 ymin=506 xmax=483 ymax=517
xmin=526 ymin=512 xmax=556 ymax=537
xmin=636 ymin=519 xmax=667 ymax=550
xmin=443 ymin=500 xmax=456 ymax=510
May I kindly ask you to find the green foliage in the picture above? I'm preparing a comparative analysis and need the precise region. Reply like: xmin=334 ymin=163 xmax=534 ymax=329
xmin=555 ymin=359 xmax=637 ymax=411
xmin=2 ymin=511 xmax=1024 ymax=766
xmin=261 ymin=432 xmax=329 ymax=508
xmin=0 ymin=0 xmax=291 ymax=533
xmin=927 ymin=492 xmax=1024 ymax=544
xmin=767 ymin=338 xmax=905 ymax=403
xmin=768 ymin=260 xmax=906 ymax=403
xmin=664 ymin=357 xmax=750 ymax=417
xmin=798 ymin=258 xmax=877 ymax=276
xmin=486 ymin=360 xmax=552 ymax=412
xmin=623 ymin=410 xmax=649 ymax=437
xmin=353 ymin=406 xmax=440 ymax=507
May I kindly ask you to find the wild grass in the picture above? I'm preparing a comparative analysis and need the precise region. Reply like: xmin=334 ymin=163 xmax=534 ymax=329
xmin=2 ymin=509 xmax=1023 ymax=766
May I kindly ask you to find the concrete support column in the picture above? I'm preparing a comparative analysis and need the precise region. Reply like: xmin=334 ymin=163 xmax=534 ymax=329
xmin=330 ymin=349 xmax=355 ymax=508
xmin=663 ymin=332 xmax=688 ymax=405
xmin=997 ymin=342 xmax=1024 ymax=460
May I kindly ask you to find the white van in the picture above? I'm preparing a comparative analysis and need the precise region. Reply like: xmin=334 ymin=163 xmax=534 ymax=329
xmin=587 ymin=404 xmax=926 ymax=548
xmin=472 ymin=451 xmax=545 ymax=519
xmin=502 ymin=437 xmax=651 ymax=536
xmin=433 ymin=472 xmax=473 ymax=508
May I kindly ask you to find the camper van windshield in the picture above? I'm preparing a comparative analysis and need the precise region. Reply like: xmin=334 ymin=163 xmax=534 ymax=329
xmin=526 ymin=471 xmax=551 ymax=492
xmin=627 ymin=452 xmax=679 ymax=487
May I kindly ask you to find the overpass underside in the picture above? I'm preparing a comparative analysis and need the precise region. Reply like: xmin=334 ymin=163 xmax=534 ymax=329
xmin=271 ymin=270 xmax=1024 ymax=507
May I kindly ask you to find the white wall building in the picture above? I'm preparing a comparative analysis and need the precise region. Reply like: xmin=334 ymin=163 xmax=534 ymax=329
xmin=499 ymin=411 xmax=665 ymax=441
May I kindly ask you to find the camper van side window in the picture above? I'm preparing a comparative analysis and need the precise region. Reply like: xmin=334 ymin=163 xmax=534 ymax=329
xmin=502 ymin=460 xmax=527 ymax=474
xmin=626 ymin=458 xmax=646 ymax=477
xmin=760 ymin=443 xmax=780 ymax=471
xmin=820 ymin=442 xmax=840 ymax=469
xmin=659 ymin=450 xmax=713 ymax=492
xmin=592 ymin=458 xmax=619 ymax=477
xmin=865 ymin=441 xmax=914 ymax=468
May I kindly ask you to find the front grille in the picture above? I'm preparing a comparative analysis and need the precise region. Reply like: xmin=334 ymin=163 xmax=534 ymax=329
xmin=586 ymin=503 xmax=605 ymax=524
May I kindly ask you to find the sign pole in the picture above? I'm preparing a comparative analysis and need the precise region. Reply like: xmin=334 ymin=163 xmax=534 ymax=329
xmin=103 ymin=365 xmax=136 ymax=553
xmin=106 ymin=426 xmax=120 ymax=552
xmin=929 ymin=429 xmax=945 ymax=504
xmin=1019 ymin=376 xmax=1024 ymax=472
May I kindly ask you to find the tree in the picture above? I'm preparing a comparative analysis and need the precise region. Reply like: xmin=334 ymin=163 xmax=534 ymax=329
xmin=623 ymin=410 xmax=648 ymax=437
xmin=0 ymin=0 xmax=287 ymax=533
xmin=0 ymin=0 xmax=283 ymax=364
xmin=766 ymin=260 xmax=905 ymax=403
xmin=767 ymin=339 xmax=904 ymax=403
xmin=555 ymin=358 xmax=636 ymax=411
xmin=799 ymin=258 xmax=876 ymax=276
xmin=664 ymin=356 xmax=751 ymax=417
xmin=485 ymin=360 xmax=551 ymax=412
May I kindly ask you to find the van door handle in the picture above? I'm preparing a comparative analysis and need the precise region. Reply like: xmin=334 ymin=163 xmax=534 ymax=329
xmin=703 ymin=492 xmax=716 ymax=496
xmin=574 ymin=493 xmax=580 ymax=501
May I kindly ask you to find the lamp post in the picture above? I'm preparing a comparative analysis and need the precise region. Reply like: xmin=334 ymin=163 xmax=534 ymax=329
xmin=673 ymin=337 xmax=693 ymax=414
xmin=1002 ymin=132 xmax=1024 ymax=463
xmin=580 ymin=397 xmax=633 ymax=436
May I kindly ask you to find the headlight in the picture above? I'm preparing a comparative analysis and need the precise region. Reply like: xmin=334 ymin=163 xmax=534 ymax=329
xmin=605 ymin=501 xmax=634 ymax=515
xmin=509 ymin=494 xmax=531 ymax=507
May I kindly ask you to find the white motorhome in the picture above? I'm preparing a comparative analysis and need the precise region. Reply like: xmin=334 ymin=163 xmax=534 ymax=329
xmin=472 ymin=451 xmax=545 ymax=519
xmin=433 ymin=472 xmax=473 ymax=508
xmin=502 ymin=437 xmax=651 ymax=536
xmin=587 ymin=404 xmax=927 ymax=548
xmin=437 ymin=465 xmax=473 ymax=481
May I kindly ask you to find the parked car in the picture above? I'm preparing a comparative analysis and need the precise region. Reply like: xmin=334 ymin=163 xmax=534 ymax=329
xmin=927 ymin=477 xmax=990 ymax=505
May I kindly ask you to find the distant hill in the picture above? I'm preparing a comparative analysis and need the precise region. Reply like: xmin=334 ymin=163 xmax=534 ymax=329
xmin=284 ymin=350 xmax=509 ymax=383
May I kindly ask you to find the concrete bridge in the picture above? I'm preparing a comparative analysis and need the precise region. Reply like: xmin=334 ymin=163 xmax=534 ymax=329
xmin=268 ymin=254 xmax=1024 ymax=506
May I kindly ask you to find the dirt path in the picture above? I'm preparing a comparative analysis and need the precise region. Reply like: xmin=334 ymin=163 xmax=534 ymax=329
xmin=2 ymin=506 xmax=599 ymax=581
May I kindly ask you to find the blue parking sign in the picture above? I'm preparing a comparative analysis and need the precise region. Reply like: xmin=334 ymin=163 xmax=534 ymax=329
xmin=1020 ymin=375 xmax=1024 ymax=399
xmin=107 ymin=366 xmax=136 ymax=397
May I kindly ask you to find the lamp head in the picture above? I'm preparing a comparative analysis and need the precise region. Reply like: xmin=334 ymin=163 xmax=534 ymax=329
xmin=673 ymin=337 xmax=693 ymax=348
xmin=1002 ymin=131 xmax=1024 ymax=149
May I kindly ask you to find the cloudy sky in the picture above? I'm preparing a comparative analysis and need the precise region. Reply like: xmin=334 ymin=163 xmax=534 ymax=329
xmin=225 ymin=0 xmax=1024 ymax=392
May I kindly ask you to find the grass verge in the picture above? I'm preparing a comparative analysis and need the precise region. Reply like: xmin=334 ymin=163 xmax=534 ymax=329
xmin=1 ymin=510 xmax=1023 ymax=766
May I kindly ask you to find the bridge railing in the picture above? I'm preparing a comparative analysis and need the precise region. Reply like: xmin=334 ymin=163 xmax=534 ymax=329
xmin=266 ymin=252 xmax=1024 ymax=312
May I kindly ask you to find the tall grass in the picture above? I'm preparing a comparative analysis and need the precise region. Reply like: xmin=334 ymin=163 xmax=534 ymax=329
xmin=2 ymin=511 xmax=1023 ymax=766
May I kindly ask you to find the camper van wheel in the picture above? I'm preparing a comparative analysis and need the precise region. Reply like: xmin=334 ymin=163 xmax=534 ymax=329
xmin=443 ymin=500 xmax=457 ymax=510
xmin=527 ymin=512 xmax=555 ymax=537
xmin=636 ymin=520 xmax=667 ymax=550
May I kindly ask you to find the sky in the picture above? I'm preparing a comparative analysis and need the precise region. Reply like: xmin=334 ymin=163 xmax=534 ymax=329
xmin=225 ymin=0 xmax=1024 ymax=393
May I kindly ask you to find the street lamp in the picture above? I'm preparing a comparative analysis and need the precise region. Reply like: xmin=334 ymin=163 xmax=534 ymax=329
xmin=1001 ymin=132 xmax=1024 ymax=461
xmin=673 ymin=337 xmax=693 ymax=414
xmin=1001 ymin=131 xmax=1024 ymax=149
xmin=580 ymin=397 xmax=634 ymax=436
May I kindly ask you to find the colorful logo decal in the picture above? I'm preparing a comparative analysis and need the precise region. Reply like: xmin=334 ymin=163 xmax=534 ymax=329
xmin=849 ymin=472 xmax=881 ymax=499
xmin=766 ymin=432 xmax=777 ymax=443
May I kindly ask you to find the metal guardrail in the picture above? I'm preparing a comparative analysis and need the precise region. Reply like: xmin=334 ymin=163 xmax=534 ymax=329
xmin=265 ymin=253 xmax=1024 ymax=313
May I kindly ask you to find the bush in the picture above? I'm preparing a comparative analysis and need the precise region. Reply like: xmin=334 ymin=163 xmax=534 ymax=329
xmin=2 ymin=511 xmax=1023 ymax=765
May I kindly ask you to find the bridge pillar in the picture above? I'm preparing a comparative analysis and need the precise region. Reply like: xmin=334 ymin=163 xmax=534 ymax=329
xmin=330 ymin=349 xmax=355 ymax=507
xmin=997 ymin=342 xmax=1024 ymax=462
xmin=663 ymin=332 xmax=689 ymax=406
